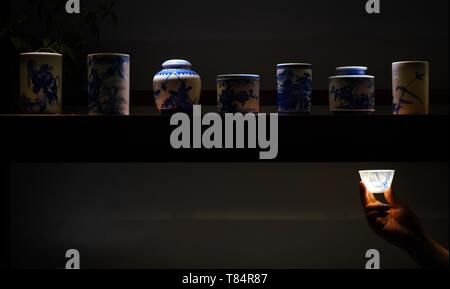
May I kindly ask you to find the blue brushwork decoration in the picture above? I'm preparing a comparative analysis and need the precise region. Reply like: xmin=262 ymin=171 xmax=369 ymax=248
xmin=217 ymin=75 xmax=260 ymax=114
xmin=153 ymin=59 xmax=201 ymax=114
xmin=277 ymin=63 xmax=313 ymax=114
xmin=88 ymin=53 xmax=130 ymax=115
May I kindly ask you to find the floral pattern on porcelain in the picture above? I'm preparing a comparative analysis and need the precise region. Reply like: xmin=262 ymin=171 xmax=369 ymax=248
xmin=392 ymin=61 xmax=429 ymax=115
xmin=153 ymin=59 xmax=201 ymax=113
xmin=19 ymin=53 xmax=62 ymax=114
xmin=277 ymin=64 xmax=312 ymax=113
xmin=217 ymin=75 xmax=260 ymax=114
xmin=20 ymin=61 xmax=60 ymax=113
xmin=359 ymin=170 xmax=395 ymax=194
xmin=330 ymin=77 xmax=375 ymax=110
xmin=393 ymin=72 xmax=426 ymax=114
xmin=329 ymin=66 xmax=375 ymax=112
xmin=88 ymin=54 xmax=130 ymax=115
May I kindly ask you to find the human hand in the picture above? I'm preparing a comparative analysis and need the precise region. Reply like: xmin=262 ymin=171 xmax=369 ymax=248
xmin=360 ymin=182 xmax=449 ymax=269
xmin=359 ymin=181 xmax=426 ymax=250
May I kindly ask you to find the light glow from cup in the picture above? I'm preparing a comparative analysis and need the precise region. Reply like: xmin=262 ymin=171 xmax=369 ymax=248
xmin=359 ymin=170 xmax=395 ymax=194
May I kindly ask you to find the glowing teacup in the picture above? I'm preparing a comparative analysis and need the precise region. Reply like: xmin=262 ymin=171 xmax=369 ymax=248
xmin=359 ymin=170 xmax=395 ymax=194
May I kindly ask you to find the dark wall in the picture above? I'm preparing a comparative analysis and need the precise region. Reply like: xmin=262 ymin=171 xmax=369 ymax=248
xmin=9 ymin=0 xmax=450 ymax=91
xmin=1 ymin=0 xmax=14 ymax=113
xmin=6 ymin=0 xmax=449 ymax=269
xmin=10 ymin=162 xmax=449 ymax=269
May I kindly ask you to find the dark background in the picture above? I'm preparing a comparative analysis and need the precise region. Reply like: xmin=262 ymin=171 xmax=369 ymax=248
xmin=8 ymin=0 xmax=450 ymax=91
xmin=4 ymin=0 xmax=449 ymax=269
xmin=10 ymin=162 xmax=449 ymax=269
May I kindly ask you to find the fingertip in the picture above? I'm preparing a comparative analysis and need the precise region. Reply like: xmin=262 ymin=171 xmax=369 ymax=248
xmin=359 ymin=182 xmax=369 ymax=207
xmin=359 ymin=181 xmax=367 ymax=192
xmin=364 ymin=203 xmax=392 ymax=213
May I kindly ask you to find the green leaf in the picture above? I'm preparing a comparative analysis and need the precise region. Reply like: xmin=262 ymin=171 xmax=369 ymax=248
xmin=81 ymin=8 xmax=90 ymax=18
xmin=43 ymin=38 xmax=52 ymax=47
xmin=36 ymin=46 xmax=58 ymax=53
xmin=64 ymin=46 xmax=77 ymax=63
xmin=11 ymin=35 xmax=33 ymax=52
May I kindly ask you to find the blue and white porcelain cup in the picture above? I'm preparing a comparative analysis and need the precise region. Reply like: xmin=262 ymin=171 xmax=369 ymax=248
xmin=359 ymin=170 xmax=395 ymax=194
xmin=329 ymin=66 xmax=375 ymax=113
xmin=277 ymin=63 xmax=313 ymax=114
xmin=217 ymin=74 xmax=260 ymax=114
xmin=392 ymin=61 xmax=429 ymax=115
xmin=88 ymin=53 xmax=130 ymax=115
xmin=153 ymin=59 xmax=201 ymax=114
xmin=19 ymin=52 xmax=62 ymax=114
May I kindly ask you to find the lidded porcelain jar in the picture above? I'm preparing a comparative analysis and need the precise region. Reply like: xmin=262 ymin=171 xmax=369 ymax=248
xmin=19 ymin=52 xmax=62 ymax=114
xmin=153 ymin=59 xmax=201 ymax=113
xmin=329 ymin=66 xmax=375 ymax=113
xmin=217 ymin=74 xmax=260 ymax=114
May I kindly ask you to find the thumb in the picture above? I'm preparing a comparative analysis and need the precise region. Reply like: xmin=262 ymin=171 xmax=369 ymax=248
xmin=384 ymin=184 xmax=399 ymax=206
xmin=360 ymin=181 xmax=376 ymax=208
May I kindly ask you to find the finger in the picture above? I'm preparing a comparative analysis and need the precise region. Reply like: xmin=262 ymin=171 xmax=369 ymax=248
xmin=366 ymin=209 xmax=389 ymax=219
xmin=367 ymin=215 xmax=388 ymax=231
xmin=364 ymin=203 xmax=392 ymax=213
xmin=360 ymin=182 xmax=370 ymax=207
xmin=384 ymin=185 xmax=398 ymax=206
xmin=360 ymin=181 xmax=376 ymax=208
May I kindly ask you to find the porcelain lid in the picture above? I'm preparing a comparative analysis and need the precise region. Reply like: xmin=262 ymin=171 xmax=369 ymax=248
xmin=163 ymin=59 xmax=192 ymax=69
xmin=336 ymin=66 xmax=368 ymax=75
xmin=329 ymin=75 xmax=375 ymax=79
xmin=277 ymin=63 xmax=312 ymax=68
xmin=88 ymin=53 xmax=130 ymax=57
xmin=392 ymin=61 xmax=429 ymax=65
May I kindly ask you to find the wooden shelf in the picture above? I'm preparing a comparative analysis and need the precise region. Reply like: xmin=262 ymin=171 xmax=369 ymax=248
xmin=1 ymin=106 xmax=447 ymax=162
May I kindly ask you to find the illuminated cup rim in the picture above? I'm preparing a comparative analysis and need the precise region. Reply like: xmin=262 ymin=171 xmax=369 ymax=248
xmin=88 ymin=53 xmax=130 ymax=57
xmin=217 ymin=74 xmax=260 ymax=81
xmin=20 ymin=52 xmax=62 ymax=57
xmin=336 ymin=66 xmax=368 ymax=71
xmin=277 ymin=63 xmax=312 ymax=68
xmin=392 ymin=61 xmax=429 ymax=65
xmin=359 ymin=170 xmax=396 ymax=174
xmin=359 ymin=170 xmax=396 ymax=193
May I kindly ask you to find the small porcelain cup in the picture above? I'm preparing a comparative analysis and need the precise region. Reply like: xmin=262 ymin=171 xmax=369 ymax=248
xmin=359 ymin=170 xmax=395 ymax=194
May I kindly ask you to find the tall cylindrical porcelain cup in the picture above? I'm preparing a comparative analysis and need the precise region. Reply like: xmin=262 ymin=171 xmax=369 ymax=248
xmin=392 ymin=61 xmax=429 ymax=115
xmin=19 ymin=52 xmax=62 ymax=114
